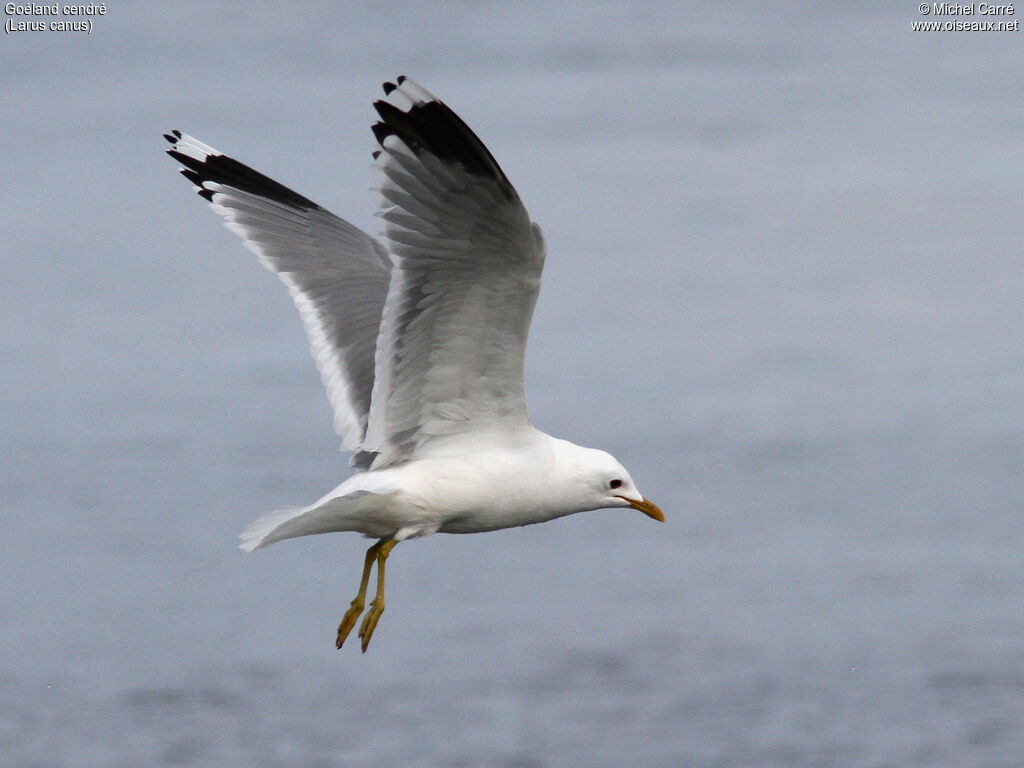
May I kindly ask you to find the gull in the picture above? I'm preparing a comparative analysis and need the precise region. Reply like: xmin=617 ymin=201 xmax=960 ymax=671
xmin=165 ymin=76 xmax=663 ymax=652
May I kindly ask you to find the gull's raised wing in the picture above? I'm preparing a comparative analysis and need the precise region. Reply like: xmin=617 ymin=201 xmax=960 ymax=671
xmin=362 ymin=77 xmax=546 ymax=467
xmin=165 ymin=131 xmax=391 ymax=453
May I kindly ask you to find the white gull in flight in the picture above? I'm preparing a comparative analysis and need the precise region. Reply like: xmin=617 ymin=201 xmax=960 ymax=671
xmin=165 ymin=76 xmax=663 ymax=652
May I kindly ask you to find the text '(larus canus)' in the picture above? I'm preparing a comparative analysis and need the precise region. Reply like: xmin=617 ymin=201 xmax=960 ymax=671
xmin=165 ymin=76 xmax=663 ymax=652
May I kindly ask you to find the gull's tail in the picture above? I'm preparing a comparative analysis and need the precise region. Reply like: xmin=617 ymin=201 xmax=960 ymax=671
xmin=239 ymin=485 xmax=390 ymax=551
xmin=239 ymin=507 xmax=309 ymax=551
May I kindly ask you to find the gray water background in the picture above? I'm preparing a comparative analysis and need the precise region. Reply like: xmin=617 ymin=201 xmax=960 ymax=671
xmin=2 ymin=2 xmax=1022 ymax=766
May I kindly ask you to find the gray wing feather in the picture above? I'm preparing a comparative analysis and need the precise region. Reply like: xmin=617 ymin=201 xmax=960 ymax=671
xmin=165 ymin=132 xmax=391 ymax=452
xmin=361 ymin=79 xmax=546 ymax=467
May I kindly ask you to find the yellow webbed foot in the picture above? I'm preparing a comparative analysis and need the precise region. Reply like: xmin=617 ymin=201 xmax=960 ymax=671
xmin=334 ymin=539 xmax=384 ymax=650
xmin=335 ymin=598 xmax=365 ymax=649
xmin=334 ymin=538 xmax=397 ymax=652
xmin=357 ymin=599 xmax=385 ymax=652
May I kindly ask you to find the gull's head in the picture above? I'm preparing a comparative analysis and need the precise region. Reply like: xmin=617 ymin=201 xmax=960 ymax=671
xmin=568 ymin=445 xmax=664 ymax=523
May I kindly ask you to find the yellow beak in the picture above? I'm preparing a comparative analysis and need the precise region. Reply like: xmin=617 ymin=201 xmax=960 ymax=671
xmin=625 ymin=497 xmax=665 ymax=522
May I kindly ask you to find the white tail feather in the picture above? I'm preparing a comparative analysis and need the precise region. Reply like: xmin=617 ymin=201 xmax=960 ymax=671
xmin=239 ymin=507 xmax=308 ymax=551
xmin=238 ymin=488 xmax=389 ymax=551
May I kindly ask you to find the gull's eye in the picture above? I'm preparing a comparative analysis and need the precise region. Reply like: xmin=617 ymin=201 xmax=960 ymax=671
xmin=610 ymin=479 xmax=622 ymax=490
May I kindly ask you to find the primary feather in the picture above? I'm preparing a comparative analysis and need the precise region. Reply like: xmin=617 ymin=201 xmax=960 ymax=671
xmin=165 ymin=131 xmax=390 ymax=455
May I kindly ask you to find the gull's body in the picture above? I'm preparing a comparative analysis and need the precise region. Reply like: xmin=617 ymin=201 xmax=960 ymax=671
xmin=165 ymin=77 xmax=662 ymax=651
xmin=242 ymin=431 xmax=643 ymax=545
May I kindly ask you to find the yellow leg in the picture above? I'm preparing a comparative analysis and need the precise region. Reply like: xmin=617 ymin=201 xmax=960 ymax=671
xmin=335 ymin=539 xmax=384 ymax=649
xmin=357 ymin=538 xmax=398 ymax=653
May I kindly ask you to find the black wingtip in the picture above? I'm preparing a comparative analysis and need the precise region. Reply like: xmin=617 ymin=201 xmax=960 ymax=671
xmin=382 ymin=81 xmax=397 ymax=95
xmin=396 ymin=74 xmax=407 ymax=84
xmin=167 ymin=149 xmax=190 ymax=165
xmin=168 ymin=145 xmax=319 ymax=211
xmin=371 ymin=150 xmax=381 ymax=160
xmin=372 ymin=89 xmax=515 ymax=199
xmin=180 ymin=167 xmax=202 ymax=184
xmin=163 ymin=130 xmax=182 ymax=145
xmin=371 ymin=118 xmax=389 ymax=145
xmin=177 ymin=168 xmax=215 ymax=201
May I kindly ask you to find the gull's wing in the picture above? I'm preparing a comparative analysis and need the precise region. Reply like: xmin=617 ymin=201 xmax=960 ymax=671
xmin=165 ymin=131 xmax=391 ymax=453
xmin=362 ymin=77 xmax=546 ymax=467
